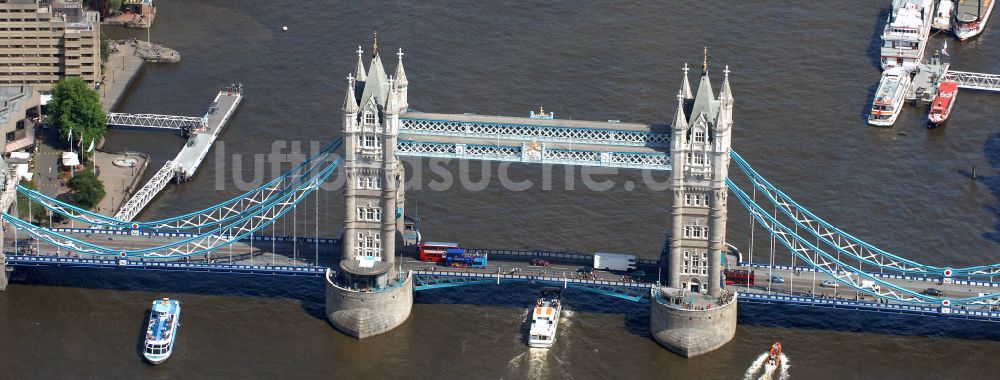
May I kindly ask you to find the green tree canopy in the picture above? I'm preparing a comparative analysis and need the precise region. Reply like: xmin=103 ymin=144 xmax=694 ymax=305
xmin=67 ymin=170 xmax=106 ymax=210
xmin=50 ymin=77 xmax=106 ymax=158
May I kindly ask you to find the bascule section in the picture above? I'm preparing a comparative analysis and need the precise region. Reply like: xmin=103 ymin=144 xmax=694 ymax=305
xmin=326 ymin=40 xmax=413 ymax=339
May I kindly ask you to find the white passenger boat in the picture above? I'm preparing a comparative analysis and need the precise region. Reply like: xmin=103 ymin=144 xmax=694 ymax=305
xmin=143 ymin=298 xmax=181 ymax=365
xmin=527 ymin=288 xmax=562 ymax=348
xmin=880 ymin=0 xmax=934 ymax=71
xmin=868 ymin=66 xmax=913 ymax=127
xmin=954 ymin=0 xmax=995 ymax=40
xmin=933 ymin=0 xmax=955 ymax=30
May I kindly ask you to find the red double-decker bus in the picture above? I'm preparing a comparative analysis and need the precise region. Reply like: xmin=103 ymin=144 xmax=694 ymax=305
xmin=724 ymin=269 xmax=755 ymax=286
xmin=419 ymin=242 xmax=459 ymax=262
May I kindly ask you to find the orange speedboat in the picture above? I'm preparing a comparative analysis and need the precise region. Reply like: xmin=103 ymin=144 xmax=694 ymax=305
xmin=767 ymin=341 xmax=783 ymax=367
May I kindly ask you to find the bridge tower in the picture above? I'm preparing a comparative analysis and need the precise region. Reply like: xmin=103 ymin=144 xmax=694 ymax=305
xmin=325 ymin=38 xmax=413 ymax=339
xmin=651 ymin=49 xmax=737 ymax=357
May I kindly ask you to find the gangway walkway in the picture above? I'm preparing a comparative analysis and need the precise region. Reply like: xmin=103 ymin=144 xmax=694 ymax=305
xmin=944 ymin=70 xmax=1000 ymax=92
xmin=114 ymin=84 xmax=243 ymax=221
xmin=107 ymin=113 xmax=207 ymax=130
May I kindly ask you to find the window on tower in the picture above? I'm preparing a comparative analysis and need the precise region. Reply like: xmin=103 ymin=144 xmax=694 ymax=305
xmin=694 ymin=130 xmax=705 ymax=143
xmin=364 ymin=112 xmax=375 ymax=125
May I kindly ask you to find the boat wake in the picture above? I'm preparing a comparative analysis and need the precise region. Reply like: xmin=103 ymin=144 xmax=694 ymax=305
xmin=743 ymin=352 xmax=790 ymax=380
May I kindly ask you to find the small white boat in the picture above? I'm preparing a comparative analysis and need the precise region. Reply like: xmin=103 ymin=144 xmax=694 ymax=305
xmin=527 ymin=288 xmax=562 ymax=348
xmin=868 ymin=66 xmax=913 ymax=127
xmin=933 ymin=0 xmax=955 ymax=30
xmin=143 ymin=298 xmax=181 ymax=365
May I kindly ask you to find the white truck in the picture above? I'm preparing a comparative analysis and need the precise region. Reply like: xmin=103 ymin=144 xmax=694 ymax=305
xmin=860 ymin=280 xmax=881 ymax=292
xmin=593 ymin=252 xmax=637 ymax=272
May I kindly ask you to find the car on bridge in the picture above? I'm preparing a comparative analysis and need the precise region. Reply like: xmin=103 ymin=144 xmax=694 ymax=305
xmin=529 ymin=258 xmax=550 ymax=267
xmin=769 ymin=275 xmax=785 ymax=284
xmin=922 ymin=288 xmax=944 ymax=297
xmin=820 ymin=280 xmax=840 ymax=288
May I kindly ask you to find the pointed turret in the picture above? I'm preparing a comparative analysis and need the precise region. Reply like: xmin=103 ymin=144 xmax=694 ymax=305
xmin=681 ymin=63 xmax=693 ymax=99
xmin=354 ymin=46 xmax=367 ymax=82
xmin=385 ymin=76 xmax=400 ymax=114
xmin=359 ymin=48 xmax=389 ymax=107
xmin=672 ymin=90 xmax=688 ymax=130
xmin=343 ymin=74 xmax=359 ymax=114
xmin=719 ymin=65 xmax=733 ymax=106
xmin=394 ymin=48 xmax=408 ymax=88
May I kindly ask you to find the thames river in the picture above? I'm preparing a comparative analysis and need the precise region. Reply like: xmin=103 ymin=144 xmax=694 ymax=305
xmin=3 ymin=1 xmax=1000 ymax=378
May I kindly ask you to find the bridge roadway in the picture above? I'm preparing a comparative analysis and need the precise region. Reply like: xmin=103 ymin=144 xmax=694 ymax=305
xmin=7 ymin=231 xmax=1000 ymax=306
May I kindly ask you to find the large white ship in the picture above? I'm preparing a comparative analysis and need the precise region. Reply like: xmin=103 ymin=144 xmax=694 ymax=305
xmin=868 ymin=66 xmax=913 ymax=127
xmin=527 ymin=288 xmax=562 ymax=348
xmin=880 ymin=0 xmax=934 ymax=71
xmin=954 ymin=0 xmax=995 ymax=39
xmin=933 ymin=0 xmax=955 ymax=30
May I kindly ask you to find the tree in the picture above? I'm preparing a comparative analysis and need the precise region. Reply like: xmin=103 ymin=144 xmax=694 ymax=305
xmin=17 ymin=181 xmax=50 ymax=226
xmin=67 ymin=170 xmax=106 ymax=210
xmin=49 ymin=77 xmax=106 ymax=159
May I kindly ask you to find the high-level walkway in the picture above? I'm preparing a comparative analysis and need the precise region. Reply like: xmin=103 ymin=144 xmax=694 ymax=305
xmin=114 ymin=86 xmax=243 ymax=221
xmin=397 ymin=112 xmax=672 ymax=170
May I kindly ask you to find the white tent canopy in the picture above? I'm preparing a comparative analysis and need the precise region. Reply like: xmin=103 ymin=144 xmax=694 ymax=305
xmin=61 ymin=151 xmax=80 ymax=167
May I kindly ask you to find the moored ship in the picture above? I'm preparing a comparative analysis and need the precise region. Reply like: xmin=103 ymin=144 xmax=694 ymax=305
xmin=928 ymin=80 xmax=958 ymax=127
xmin=954 ymin=0 xmax=995 ymax=39
xmin=880 ymin=0 xmax=934 ymax=71
xmin=527 ymin=287 xmax=562 ymax=348
xmin=933 ymin=0 xmax=956 ymax=30
xmin=869 ymin=66 xmax=913 ymax=126
xmin=143 ymin=298 xmax=181 ymax=365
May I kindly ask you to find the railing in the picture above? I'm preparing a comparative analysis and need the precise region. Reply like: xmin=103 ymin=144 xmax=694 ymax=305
xmin=400 ymin=117 xmax=671 ymax=148
xmin=114 ymin=160 xmax=177 ymax=221
xmin=396 ymin=141 xmax=671 ymax=170
xmin=107 ymin=113 xmax=207 ymax=129
xmin=410 ymin=269 xmax=653 ymax=288
xmin=944 ymin=70 xmax=1000 ymax=92
xmin=5 ymin=254 xmax=326 ymax=276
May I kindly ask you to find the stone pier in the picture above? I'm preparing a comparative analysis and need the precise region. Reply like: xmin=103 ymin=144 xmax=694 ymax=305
xmin=649 ymin=288 xmax=737 ymax=357
xmin=324 ymin=269 xmax=413 ymax=339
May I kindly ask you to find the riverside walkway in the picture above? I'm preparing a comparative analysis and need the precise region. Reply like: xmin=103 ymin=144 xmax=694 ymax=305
xmin=114 ymin=85 xmax=243 ymax=221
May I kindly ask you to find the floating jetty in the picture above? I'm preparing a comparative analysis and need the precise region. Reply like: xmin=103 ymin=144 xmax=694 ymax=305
xmin=114 ymin=84 xmax=243 ymax=221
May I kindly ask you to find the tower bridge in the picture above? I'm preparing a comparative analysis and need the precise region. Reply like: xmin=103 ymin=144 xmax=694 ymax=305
xmin=2 ymin=42 xmax=1000 ymax=358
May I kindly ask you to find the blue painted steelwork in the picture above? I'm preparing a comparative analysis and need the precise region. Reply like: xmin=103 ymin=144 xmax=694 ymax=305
xmin=396 ymin=140 xmax=671 ymax=170
xmin=738 ymin=292 xmax=1000 ymax=322
xmin=729 ymin=178 xmax=1000 ymax=306
xmin=411 ymin=270 xmax=651 ymax=302
xmin=46 ymin=227 xmax=342 ymax=245
xmin=19 ymin=138 xmax=343 ymax=231
xmin=732 ymin=150 xmax=1000 ymax=277
xmin=3 ymin=157 xmax=341 ymax=258
xmin=399 ymin=117 xmax=671 ymax=148
xmin=5 ymin=254 xmax=326 ymax=276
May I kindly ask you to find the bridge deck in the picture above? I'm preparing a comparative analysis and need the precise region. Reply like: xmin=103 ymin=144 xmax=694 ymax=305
xmin=106 ymin=113 xmax=206 ymax=130
xmin=401 ymin=112 xmax=661 ymax=132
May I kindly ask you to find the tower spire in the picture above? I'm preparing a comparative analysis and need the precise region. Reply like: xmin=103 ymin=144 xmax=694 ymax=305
xmin=681 ymin=63 xmax=693 ymax=99
xmin=673 ymin=90 xmax=688 ymax=130
xmin=394 ymin=47 xmax=408 ymax=88
xmin=720 ymin=65 xmax=733 ymax=105
xmin=343 ymin=74 xmax=359 ymax=114
xmin=372 ymin=31 xmax=379 ymax=57
xmin=354 ymin=45 xmax=367 ymax=82
xmin=702 ymin=46 xmax=708 ymax=75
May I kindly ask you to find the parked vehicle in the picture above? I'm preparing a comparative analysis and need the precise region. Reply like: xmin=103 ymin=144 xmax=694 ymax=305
xmin=593 ymin=252 xmax=637 ymax=272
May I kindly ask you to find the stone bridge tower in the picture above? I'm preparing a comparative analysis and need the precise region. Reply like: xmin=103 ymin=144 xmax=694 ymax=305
xmin=668 ymin=49 xmax=734 ymax=297
xmin=326 ymin=37 xmax=414 ymax=339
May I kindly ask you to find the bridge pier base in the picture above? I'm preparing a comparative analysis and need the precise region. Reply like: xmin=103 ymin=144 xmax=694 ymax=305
xmin=324 ymin=269 xmax=413 ymax=339
xmin=0 ymin=253 xmax=9 ymax=291
xmin=649 ymin=289 xmax=737 ymax=357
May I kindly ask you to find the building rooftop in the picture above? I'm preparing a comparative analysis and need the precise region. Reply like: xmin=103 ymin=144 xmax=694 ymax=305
xmin=0 ymin=86 xmax=34 ymax=128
